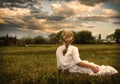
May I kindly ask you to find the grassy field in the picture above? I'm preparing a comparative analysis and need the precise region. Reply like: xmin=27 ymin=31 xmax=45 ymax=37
xmin=0 ymin=44 xmax=120 ymax=84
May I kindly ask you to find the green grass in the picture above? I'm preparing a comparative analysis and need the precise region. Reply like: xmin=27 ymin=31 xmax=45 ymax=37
xmin=0 ymin=44 xmax=120 ymax=84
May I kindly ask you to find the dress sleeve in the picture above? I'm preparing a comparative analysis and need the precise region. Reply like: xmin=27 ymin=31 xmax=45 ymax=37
xmin=56 ymin=49 xmax=62 ymax=69
xmin=72 ymin=47 xmax=81 ymax=64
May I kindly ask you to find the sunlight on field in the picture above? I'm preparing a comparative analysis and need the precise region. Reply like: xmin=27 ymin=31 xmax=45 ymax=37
xmin=0 ymin=44 xmax=120 ymax=84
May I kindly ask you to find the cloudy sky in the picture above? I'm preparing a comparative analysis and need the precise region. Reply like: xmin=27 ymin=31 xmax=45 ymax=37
xmin=0 ymin=0 xmax=120 ymax=39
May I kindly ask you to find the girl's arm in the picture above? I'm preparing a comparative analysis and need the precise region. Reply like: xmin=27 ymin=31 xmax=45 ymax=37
xmin=77 ymin=61 xmax=99 ymax=73
xmin=72 ymin=47 xmax=99 ymax=73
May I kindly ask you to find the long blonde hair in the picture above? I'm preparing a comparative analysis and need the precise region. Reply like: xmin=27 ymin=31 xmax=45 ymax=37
xmin=60 ymin=30 xmax=74 ymax=55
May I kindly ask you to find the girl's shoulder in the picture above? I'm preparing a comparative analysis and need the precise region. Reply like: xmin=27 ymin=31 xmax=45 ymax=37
xmin=57 ymin=45 xmax=65 ymax=50
xmin=69 ymin=45 xmax=78 ymax=49
xmin=57 ymin=45 xmax=78 ymax=50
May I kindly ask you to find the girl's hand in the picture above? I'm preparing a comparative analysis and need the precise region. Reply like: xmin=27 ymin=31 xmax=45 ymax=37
xmin=91 ymin=66 xmax=99 ymax=73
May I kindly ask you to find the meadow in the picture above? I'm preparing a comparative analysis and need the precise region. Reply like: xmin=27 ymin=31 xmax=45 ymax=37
xmin=0 ymin=44 xmax=120 ymax=84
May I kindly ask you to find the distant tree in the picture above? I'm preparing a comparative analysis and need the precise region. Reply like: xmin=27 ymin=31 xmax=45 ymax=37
xmin=98 ymin=34 xmax=101 ymax=41
xmin=20 ymin=37 xmax=34 ymax=44
xmin=106 ymin=34 xmax=115 ymax=41
xmin=26 ymin=37 xmax=34 ymax=44
xmin=114 ymin=29 xmax=120 ymax=43
xmin=4 ymin=34 xmax=9 ymax=46
xmin=48 ymin=33 xmax=56 ymax=44
xmin=72 ymin=31 xmax=77 ymax=44
xmin=0 ymin=39 xmax=4 ymax=46
xmin=34 ymin=35 xmax=46 ymax=44
xmin=55 ymin=30 xmax=63 ymax=43
xmin=76 ymin=30 xmax=95 ymax=44
xmin=17 ymin=38 xmax=25 ymax=46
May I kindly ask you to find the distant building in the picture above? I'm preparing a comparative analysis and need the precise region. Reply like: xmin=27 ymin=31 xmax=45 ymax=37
xmin=0 ymin=34 xmax=17 ymax=46
xmin=102 ymin=39 xmax=116 ymax=44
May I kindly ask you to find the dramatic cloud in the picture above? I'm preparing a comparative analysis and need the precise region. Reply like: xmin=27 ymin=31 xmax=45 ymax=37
xmin=0 ymin=8 xmax=30 ymax=17
xmin=51 ymin=1 xmax=119 ymax=22
xmin=0 ymin=0 xmax=47 ymax=19
xmin=51 ymin=1 xmax=98 ymax=17
xmin=0 ymin=7 xmax=30 ymax=31
xmin=0 ymin=0 xmax=48 ymax=34
xmin=50 ymin=0 xmax=120 ymax=6
xmin=0 ymin=0 xmax=119 ymax=38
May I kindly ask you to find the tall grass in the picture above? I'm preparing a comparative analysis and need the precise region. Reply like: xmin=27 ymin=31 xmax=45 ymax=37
xmin=0 ymin=44 xmax=120 ymax=84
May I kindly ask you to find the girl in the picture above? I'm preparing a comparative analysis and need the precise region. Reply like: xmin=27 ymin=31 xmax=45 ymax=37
xmin=56 ymin=30 xmax=118 ymax=75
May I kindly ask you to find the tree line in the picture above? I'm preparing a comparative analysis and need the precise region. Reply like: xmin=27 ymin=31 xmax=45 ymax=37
xmin=16 ymin=30 xmax=99 ymax=46
xmin=106 ymin=29 xmax=120 ymax=43
xmin=0 ymin=29 xmax=120 ymax=46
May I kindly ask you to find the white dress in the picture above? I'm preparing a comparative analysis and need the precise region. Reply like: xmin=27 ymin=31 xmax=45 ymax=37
xmin=56 ymin=45 xmax=118 ymax=75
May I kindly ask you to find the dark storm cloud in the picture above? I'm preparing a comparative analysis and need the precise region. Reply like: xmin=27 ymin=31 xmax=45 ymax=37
xmin=48 ymin=0 xmax=74 ymax=1
xmin=49 ymin=0 xmax=105 ymax=6
xmin=26 ymin=0 xmax=48 ymax=19
xmin=0 ymin=0 xmax=32 ymax=8
xmin=77 ymin=0 xmax=106 ymax=6
xmin=23 ymin=15 xmax=46 ymax=20
xmin=1 ymin=2 xmax=28 ymax=8
xmin=77 ymin=0 xmax=120 ymax=6
xmin=47 ymin=15 xmax=65 ymax=21
xmin=34 ymin=16 xmax=46 ymax=19
xmin=113 ymin=21 xmax=120 ymax=25
xmin=25 ymin=21 xmax=43 ymax=30
xmin=0 ymin=0 xmax=32 ymax=3
xmin=76 ymin=16 xmax=108 ymax=22
xmin=0 ymin=22 xmax=21 ymax=31
xmin=87 ymin=25 xmax=94 ymax=28
xmin=29 ymin=5 xmax=46 ymax=19
xmin=0 ymin=17 xmax=24 ymax=32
